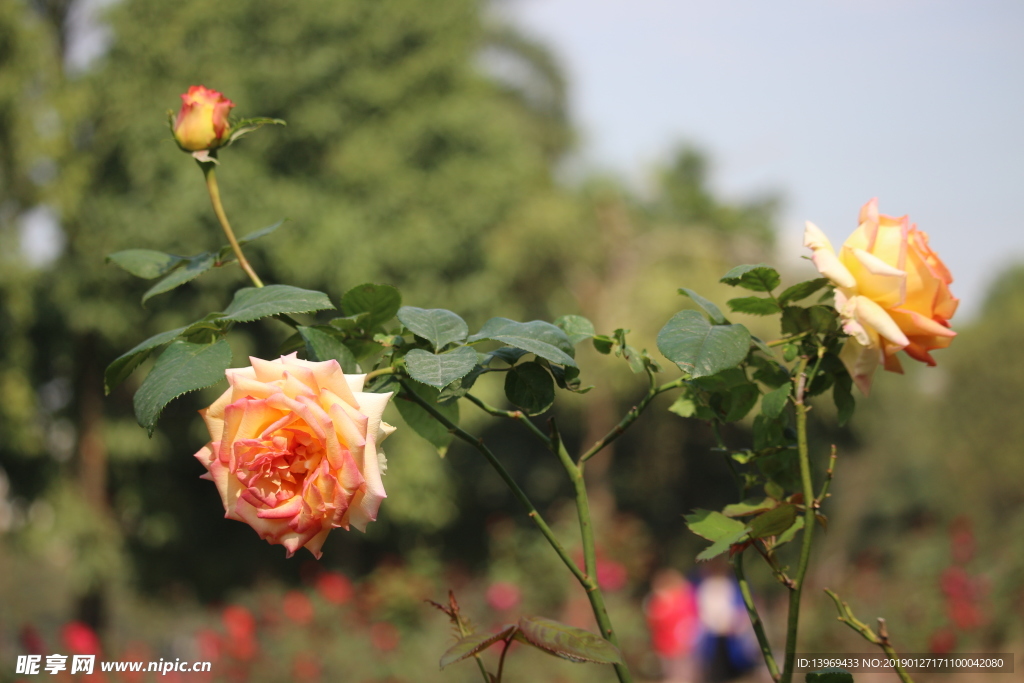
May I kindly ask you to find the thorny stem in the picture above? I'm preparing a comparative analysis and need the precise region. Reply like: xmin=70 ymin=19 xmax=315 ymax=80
xmin=364 ymin=366 xmax=397 ymax=382
xmin=464 ymin=393 xmax=552 ymax=448
xmin=397 ymin=380 xmax=586 ymax=587
xmin=550 ymin=418 xmax=633 ymax=683
xmin=824 ymin=589 xmax=915 ymax=683
xmin=202 ymin=164 xmax=264 ymax=288
xmin=767 ymin=331 xmax=811 ymax=347
xmin=578 ymin=377 xmax=686 ymax=464
xmin=815 ymin=447 xmax=837 ymax=506
xmin=401 ymin=380 xmax=634 ymax=683
xmin=733 ymin=552 xmax=781 ymax=681
xmin=781 ymin=356 xmax=816 ymax=683
xmin=495 ymin=637 xmax=513 ymax=683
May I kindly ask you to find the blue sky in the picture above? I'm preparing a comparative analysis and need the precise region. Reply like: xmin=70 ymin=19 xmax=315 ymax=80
xmin=504 ymin=0 xmax=1024 ymax=319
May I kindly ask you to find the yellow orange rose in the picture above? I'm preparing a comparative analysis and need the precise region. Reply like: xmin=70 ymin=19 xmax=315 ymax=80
xmin=194 ymin=354 xmax=395 ymax=558
xmin=804 ymin=198 xmax=958 ymax=394
xmin=173 ymin=85 xmax=234 ymax=151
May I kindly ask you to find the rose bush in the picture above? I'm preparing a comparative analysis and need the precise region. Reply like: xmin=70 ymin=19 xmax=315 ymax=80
xmin=172 ymin=85 xmax=234 ymax=151
xmin=194 ymin=354 xmax=395 ymax=558
xmin=805 ymin=198 xmax=958 ymax=393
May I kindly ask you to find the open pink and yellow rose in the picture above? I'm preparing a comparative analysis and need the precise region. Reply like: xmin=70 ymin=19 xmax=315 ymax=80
xmin=804 ymin=199 xmax=958 ymax=394
xmin=194 ymin=354 xmax=395 ymax=558
xmin=173 ymin=85 xmax=234 ymax=151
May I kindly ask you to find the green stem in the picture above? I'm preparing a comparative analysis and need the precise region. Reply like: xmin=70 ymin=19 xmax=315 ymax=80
xmin=550 ymin=420 xmax=633 ymax=683
xmin=733 ymin=551 xmax=781 ymax=681
xmin=495 ymin=637 xmax=513 ymax=683
xmin=824 ymin=590 xmax=914 ymax=683
xmin=365 ymin=366 xmax=397 ymax=382
xmin=397 ymin=380 xmax=587 ymax=586
xmin=781 ymin=358 xmax=816 ymax=683
xmin=767 ymin=331 xmax=810 ymax=348
xmin=464 ymin=393 xmax=552 ymax=448
xmin=450 ymin=596 xmax=492 ymax=683
xmin=202 ymin=164 xmax=264 ymax=288
xmin=578 ymin=377 xmax=685 ymax=464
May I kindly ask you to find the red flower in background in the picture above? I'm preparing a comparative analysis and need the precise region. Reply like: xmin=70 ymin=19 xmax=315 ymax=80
xmin=315 ymin=571 xmax=353 ymax=605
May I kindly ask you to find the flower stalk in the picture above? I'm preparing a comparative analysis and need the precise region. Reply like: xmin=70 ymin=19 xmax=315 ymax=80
xmin=202 ymin=164 xmax=264 ymax=288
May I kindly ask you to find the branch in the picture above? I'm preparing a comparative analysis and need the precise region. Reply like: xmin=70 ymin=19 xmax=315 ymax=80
xmin=824 ymin=589 xmax=914 ymax=683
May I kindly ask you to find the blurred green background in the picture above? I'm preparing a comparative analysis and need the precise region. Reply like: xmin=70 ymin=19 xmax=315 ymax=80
xmin=0 ymin=1 xmax=1020 ymax=681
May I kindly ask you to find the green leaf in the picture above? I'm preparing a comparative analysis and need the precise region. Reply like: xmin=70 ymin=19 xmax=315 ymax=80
xmin=806 ymin=668 xmax=854 ymax=683
xmin=779 ymin=278 xmax=830 ymax=305
xmin=237 ymin=220 xmax=285 ymax=246
xmin=720 ymin=264 xmax=781 ymax=292
xmin=696 ymin=528 xmax=750 ymax=562
xmin=504 ymin=362 xmax=555 ymax=415
xmin=723 ymin=382 xmax=760 ymax=422
xmin=657 ymin=310 xmax=751 ymax=379
xmin=106 ymin=249 xmax=185 ymax=279
xmin=397 ymin=306 xmax=468 ymax=351
xmin=668 ymin=395 xmax=697 ymax=418
xmin=133 ymin=340 xmax=232 ymax=435
xmin=833 ymin=370 xmax=855 ymax=426
xmin=405 ymin=347 xmax=478 ymax=388
xmin=549 ymin=363 xmax=590 ymax=393
xmin=753 ymin=414 xmax=787 ymax=451
xmin=515 ymin=616 xmax=623 ymax=665
xmin=684 ymin=509 xmax=748 ymax=542
xmin=341 ymin=283 xmax=401 ymax=330
xmin=679 ymin=287 xmax=728 ymax=324
xmin=142 ymin=252 xmax=217 ymax=304
xmin=728 ymin=296 xmax=782 ymax=316
xmin=776 ymin=516 xmax=804 ymax=546
xmin=762 ymin=383 xmax=792 ymax=419
xmin=758 ymin=449 xmax=802 ymax=493
xmin=396 ymin=380 xmax=459 ymax=455
xmin=781 ymin=306 xmax=811 ymax=335
xmin=554 ymin=315 xmax=596 ymax=345
xmin=439 ymin=625 xmax=517 ymax=669
xmin=222 ymin=285 xmax=335 ymax=323
xmin=225 ymin=117 xmax=286 ymax=145
xmin=437 ymin=366 xmax=484 ymax=401
xmin=485 ymin=347 xmax=528 ymax=366
xmin=104 ymin=325 xmax=189 ymax=394
xmin=751 ymin=356 xmax=791 ymax=388
xmin=469 ymin=318 xmax=576 ymax=368
xmin=722 ymin=497 xmax=775 ymax=518
xmin=297 ymin=326 xmax=359 ymax=374
xmin=592 ymin=335 xmax=614 ymax=355
xmin=748 ymin=504 xmax=798 ymax=539
xmin=808 ymin=305 xmax=838 ymax=334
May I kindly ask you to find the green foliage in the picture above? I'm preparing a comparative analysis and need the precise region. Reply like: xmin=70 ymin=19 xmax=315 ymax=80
xmin=469 ymin=318 xmax=576 ymax=367
xmin=806 ymin=668 xmax=854 ymax=683
xmin=553 ymin=315 xmax=596 ymax=345
xmin=679 ymin=287 xmax=728 ymax=324
xmin=404 ymin=347 xmax=478 ymax=389
xmin=222 ymin=285 xmax=334 ymax=322
xmin=297 ymin=325 xmax=359 ymax=373
xmin=395 ymin=380 xmax=459 ymax=456
xmin=515 ymin=616 xmax=624 ymax=665
xmin=720 ymin=264 xmax=781 ymax=292
xmin=341 ymin=284 xmax=401 ymax=330
xmin=504 ymin=362 xmax=555 ymax=415
xmin=657 ymin=310 xmax=751 ymax=378
xmin=133 ymin=340 xmax=232 ymax=435
xmin=728 ymin=296 xmax=782 ymax=316
xmin=397 ymin=306 xmax=468 ymax=351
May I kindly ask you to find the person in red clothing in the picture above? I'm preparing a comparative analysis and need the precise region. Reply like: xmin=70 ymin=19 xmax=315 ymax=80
xmin=645 ymin=568 xmax=700 ymax=682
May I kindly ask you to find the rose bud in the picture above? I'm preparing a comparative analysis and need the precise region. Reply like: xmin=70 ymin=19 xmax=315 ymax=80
xmin=173 ymin=85 xmax=234 ymax=151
